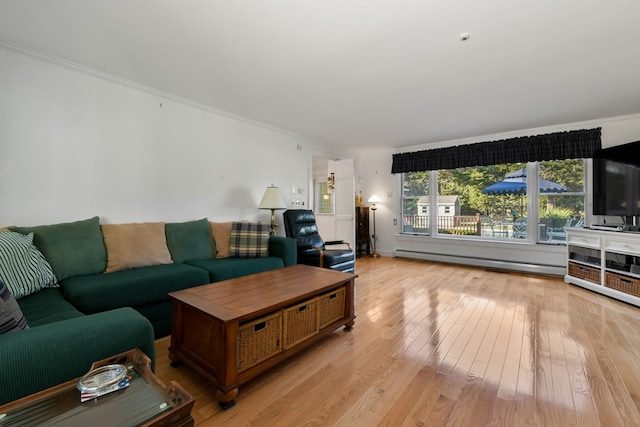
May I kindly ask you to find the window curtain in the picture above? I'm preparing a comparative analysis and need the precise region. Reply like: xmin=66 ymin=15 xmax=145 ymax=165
xmin=391 ymin=128 xmax=601 ymax=173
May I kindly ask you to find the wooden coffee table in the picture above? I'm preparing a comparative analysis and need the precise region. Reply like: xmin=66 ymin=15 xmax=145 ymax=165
xmin=168 ymin=264 xmax=356 ymax=409
xmin=0 ymin=349 xmax=194 ymax=427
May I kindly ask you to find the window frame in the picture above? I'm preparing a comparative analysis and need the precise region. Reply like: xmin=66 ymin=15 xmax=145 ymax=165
xmin=399 ymin=160 xmax=588 ymax=243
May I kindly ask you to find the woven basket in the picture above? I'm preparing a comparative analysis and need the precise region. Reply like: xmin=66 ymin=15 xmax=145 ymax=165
xmin=605 ymin=272 xmax=640 ymax=297
xmin=237 ymin=312 xmax=282 ymax=373
xmin=283 ymin=298 xmax=319 ymax=350
xmin=568 ymin=262 xmax=600 ymax=284
xmin=319 ymin=287 xmax=345 ymax=329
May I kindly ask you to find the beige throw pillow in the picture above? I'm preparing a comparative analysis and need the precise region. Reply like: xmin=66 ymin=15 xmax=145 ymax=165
xmin=101 ymin=222 xmax=172 ymax=273
xmin=210 ymin=222 xmax=232 ymax=258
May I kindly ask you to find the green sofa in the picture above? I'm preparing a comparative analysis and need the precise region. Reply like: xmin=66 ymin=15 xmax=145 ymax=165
xmin=0 ymin=216 xmax=296 ymax=405
xmin=0 ymin=293 xmax=156 ymax=405
xmin=59 ymin=234 xmax=295 ymax=337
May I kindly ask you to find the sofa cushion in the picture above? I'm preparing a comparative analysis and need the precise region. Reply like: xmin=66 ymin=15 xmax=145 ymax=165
xmin=165 ymin=218 xmax=216 ymax=263
xmin=134 ymin=301 xmax=173 ymax=338
xmin=185 ymin=257 xmax=284 ymax=282
xmin=61 ymin=263 xmax=209 ymax=313
xmin=0 ymin=231 xmax=55 ymax=298
xmin=13 ymin=217 xmax=107 ymax=281
xmin=0 ymin=280 xmax=29 ymax=334
xmin=210 ymin=221 xmax=232 ymax=258
xmin=229 ymin=221 xmax=269 ymax=258
xmin=18 ymin=287 xmax=84 ymax=327
xmin=209 ymin=222 xmax=233 ymax=258
xmin=101 ymin=222 xmax=173 ymax=273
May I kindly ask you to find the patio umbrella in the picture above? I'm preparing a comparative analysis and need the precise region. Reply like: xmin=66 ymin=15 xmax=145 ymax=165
xmin=482 ymin=168 xmax=567 ymax=195
xmin=482 ymin=168 xmax=567 ymax=216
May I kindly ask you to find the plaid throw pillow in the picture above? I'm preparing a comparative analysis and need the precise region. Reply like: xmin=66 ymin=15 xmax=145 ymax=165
xmin=229 ymin=222 xmax=269 ymax=258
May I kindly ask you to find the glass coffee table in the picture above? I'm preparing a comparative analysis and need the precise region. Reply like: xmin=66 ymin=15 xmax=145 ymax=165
xmin=0 ymin=349 xmax=194 ymax=427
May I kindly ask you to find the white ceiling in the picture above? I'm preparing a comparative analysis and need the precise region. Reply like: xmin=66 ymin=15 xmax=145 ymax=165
xmin=1 ymin=1 xmax=639 ymax=149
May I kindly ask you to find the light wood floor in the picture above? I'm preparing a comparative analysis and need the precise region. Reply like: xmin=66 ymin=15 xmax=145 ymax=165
xmin=155 ymin=257 xmax=640 ymax=426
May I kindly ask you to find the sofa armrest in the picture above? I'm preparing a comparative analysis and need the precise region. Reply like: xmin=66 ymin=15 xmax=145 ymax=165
xmin=0 ymin=307 xmax=155 ymax=405
xmin=269 ymin=236 xmax=297 ymax=267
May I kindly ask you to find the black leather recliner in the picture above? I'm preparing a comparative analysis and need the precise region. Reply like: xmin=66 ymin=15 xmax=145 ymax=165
xmin=283 ymin=209 xmax=355 ymax=273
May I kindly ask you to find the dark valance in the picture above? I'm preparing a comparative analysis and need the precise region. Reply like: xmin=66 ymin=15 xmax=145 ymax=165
xmin=391 ymin=128 xmax=602 ymax=173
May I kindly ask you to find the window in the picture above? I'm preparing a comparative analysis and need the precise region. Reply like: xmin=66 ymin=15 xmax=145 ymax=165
xmin=437 ymin=164 xmax=522 ymax=238
xmin=402 ymin=172 xmax=430 ymax=234
xmin=539 ymin=159 xmax=585 ymax=243
xmin=315 ymin=181 xmax=334 ymax=214
xmin=400 ymin=160 xmax=587 ymax=242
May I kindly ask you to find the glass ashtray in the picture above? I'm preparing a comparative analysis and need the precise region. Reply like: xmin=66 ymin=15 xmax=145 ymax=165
xmin=77 ymin=364 xmax=128 ymax=393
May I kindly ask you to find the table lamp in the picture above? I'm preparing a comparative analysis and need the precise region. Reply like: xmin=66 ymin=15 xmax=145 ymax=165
xmin=368 ymin=195 xmax=381 ymax=258
xmin=258 ymin=185 xmax=287 ymax=235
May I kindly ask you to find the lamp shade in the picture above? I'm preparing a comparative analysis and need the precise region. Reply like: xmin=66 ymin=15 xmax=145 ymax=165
xmin=258 ymin=185 xmax=287 ymax=210
xmin=368 ymin=194 xmax=381 ymax=204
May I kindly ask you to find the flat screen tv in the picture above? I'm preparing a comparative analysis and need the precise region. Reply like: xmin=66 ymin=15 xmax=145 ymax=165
xmin=592 ymin=140 xmax=640 ymax=223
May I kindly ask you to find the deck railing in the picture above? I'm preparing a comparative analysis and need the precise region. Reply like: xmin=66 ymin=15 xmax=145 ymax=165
xmin=403 ymin=214 xmax=481 ymax=235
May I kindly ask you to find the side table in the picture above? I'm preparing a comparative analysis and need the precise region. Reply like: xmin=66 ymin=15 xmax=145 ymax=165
xmin=0 ymin=348 xmax=194 ymax=427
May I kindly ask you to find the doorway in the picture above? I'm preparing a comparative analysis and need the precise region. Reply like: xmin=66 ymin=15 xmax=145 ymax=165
xmin=311 ymin=155 xmax=356 ymax=246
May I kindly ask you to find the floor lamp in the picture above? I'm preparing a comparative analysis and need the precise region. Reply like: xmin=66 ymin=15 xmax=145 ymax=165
xmin=258 ymin=185 xmax=287 ymax=235
xmin=368 ymin=195 xmax=381 ymax=258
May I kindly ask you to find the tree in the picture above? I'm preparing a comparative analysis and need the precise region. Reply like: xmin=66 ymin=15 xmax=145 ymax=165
xmin=402 ymin=172 xmax=430 ymax=215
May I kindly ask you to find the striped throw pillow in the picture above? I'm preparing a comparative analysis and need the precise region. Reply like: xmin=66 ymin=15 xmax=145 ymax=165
xmin=0 ymin=231 xmax=56 ymax=299
xmin=0 ymin=279 xmax=29 ymax=334
xmin=229 ymin=222 xmax=269 ymax=258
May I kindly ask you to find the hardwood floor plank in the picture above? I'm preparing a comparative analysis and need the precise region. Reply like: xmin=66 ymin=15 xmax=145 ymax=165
xmin=153 ymin=257 xmax=640 ymax=426
xmin=568 ymin=293 xmax=627 ymax=426
xmin=513 ymin=296 xmax=537 ymax=426
xmin=604 ymin=312 xmax=640 ymax=415
xmin=490 ymin=286 xmax=526 ymax=426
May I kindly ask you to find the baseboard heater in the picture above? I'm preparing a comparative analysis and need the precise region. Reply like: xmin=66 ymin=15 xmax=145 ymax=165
xmin=393 ymin=249 xmax=566 ymax=277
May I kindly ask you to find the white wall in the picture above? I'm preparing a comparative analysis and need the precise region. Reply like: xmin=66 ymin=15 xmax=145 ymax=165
xmin=3 ymin=42 xmax=639 ymax=273
xmin=356 ymin=147 xmax=397 ymax=255
xmin=355 ymin=114 xmax=640 ymax=273
xmin=0 ymin=45 xmax=330 ymax=232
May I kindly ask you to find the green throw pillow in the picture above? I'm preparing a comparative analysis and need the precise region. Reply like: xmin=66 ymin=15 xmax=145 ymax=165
xmin=13 ymin=217 xmax=107 ymax=281
xmin=165 ymin=218 xmax=217 ymax=263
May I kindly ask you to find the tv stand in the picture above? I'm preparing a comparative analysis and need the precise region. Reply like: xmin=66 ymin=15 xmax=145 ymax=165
xmin=565 ymin=228 xmax=640 ymax=306
xmin=589 ymin=224 xmax=640 ymax=232
xmin=589 ymin=223 xmax=625 ymax=232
